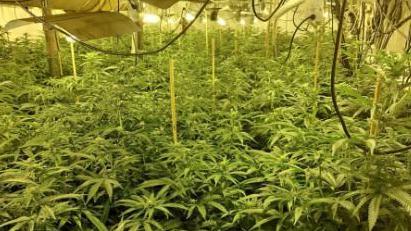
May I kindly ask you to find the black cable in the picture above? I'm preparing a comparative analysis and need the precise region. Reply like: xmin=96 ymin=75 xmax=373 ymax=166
xmin=292 ymin=6 xmax=308 ymax=32
xmin=283 ymin=14 xmax=315 ymax=64
xmin=330 ymin=0 xmax=411 ymax=155
xmin=330 ymin=0 xmax=351 ymax=138
xmin=14 ymin=0 xmax=211 ymax=57
xmin=251 ymin=0 xmax=287 ymax=22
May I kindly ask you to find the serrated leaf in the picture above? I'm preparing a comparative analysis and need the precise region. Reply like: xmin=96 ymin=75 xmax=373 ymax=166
xmin=1 ymin=177 xmax=37 ymax=185
xmin=103 ymin=180 xmax=115 ymax=200
xmin=332 ymin=139 xmax=348 ymax=156
xmin=82 ymin=210 xmax=108 ymax=231
xmin=0 ymin=216 xmax=31 ymax=229
xmin=250 ymin=216 xmax=277 ymax=230
xmin=87 ymin=182 xmax=103 ymax=203
xmin=208 ymin=201 xmax=228 ymax=214
xmin=368 ymin=195 xmax=382 ymax=231
xmin=45 ymin=194 xmax=82 ymax=202
xmin=198 ymin=205 xmax=207 ymax=220
xmin=366 ymin=139 xmax=376 ymax=155
xmin=294 ymin=207 xmax=303 ymax=225
xmin=385 ymin=188 xmax=411 ymax=214
xmin=138 ymin=178 xmax=174 ymax=189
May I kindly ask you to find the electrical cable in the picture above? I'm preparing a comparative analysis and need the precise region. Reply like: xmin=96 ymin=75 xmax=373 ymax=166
xmin=283 ymin=14 xmax=315 ymax=64
xmin=9 ymin=0 xmax=411 ymax=154
xmin=292 ymin=6 xmax=308 ymax=32
xmin=251 ymin=0 xmax=287 ymax=22
xmin=13 ymin=0 xmax=211 ymax=57
xmin=330 ymin=0 xmax=411 ymax=155
xmin=330 ymin=0 xmax=351 ymax=138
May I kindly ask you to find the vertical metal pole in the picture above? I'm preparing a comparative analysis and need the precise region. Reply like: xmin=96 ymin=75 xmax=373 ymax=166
xmin=42 ymin=1 xmax=61 ymax=77
xmin=265 ymin=0 xmax=273 ymax=57
xmin=136 ymin=1 xmax=144 ymax=51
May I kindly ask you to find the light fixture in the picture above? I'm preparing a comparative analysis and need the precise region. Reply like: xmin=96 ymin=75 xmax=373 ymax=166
xmin=184 ymin=13 xmax=195 ymax=21
xmin=209 ymin=7 xmax=221 ymax=21
xmin=143 ymin=13 xmax=160 ymax=24
xmin=217 ymin=18 xmax=226 ymax=26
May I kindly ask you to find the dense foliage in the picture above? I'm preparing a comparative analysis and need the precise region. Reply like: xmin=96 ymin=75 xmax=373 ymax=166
xmin=1 ymin=28 xmax=411 ymax=231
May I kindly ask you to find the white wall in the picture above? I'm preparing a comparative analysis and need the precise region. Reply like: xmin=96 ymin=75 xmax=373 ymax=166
xmin=385 ymin=1 xmax=410 ymax=52
xmin=0 ymin=5 xmax=45 ymax=39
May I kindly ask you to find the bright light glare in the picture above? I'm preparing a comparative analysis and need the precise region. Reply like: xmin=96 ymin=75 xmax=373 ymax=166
xmin=240 ymin=18 xmax=246 ymax=26
xmin=143 ymin=13 xmax=160 ymax=24
xmin=65 ymin=36 xmax=77 ymax=43
xmin=185 ymin=13 xmax=195 ymax=21
xmin=167 ymin=17 xmax=177 ymax=24
xmin=217 ymin=18 xmax=226 ymax=26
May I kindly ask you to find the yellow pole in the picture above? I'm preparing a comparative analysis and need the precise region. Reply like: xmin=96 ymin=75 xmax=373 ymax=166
xmin=219 ymin=28 xmax=223 ymax=47
xmin=42 ymin=6 xmax=62 ymax=77
xmin=205 ymin=9 xmax=209 ymax=53
xmin=370 ymin=75 xmax=383 ymax=137
xmin=265 ymin=0 xmax=273 ymax=57
xmin=70 ymin=42 xmax=77 ymax=78
xmin=211 ymin=38 xmax=216 ymax=102
xmin=265 ymin=21 xmax=271 ymax=57
xmin=313 ymin=27 xmax=322 ymax=89
xmin=58 ymin=52 xmax=64 ymax=76
xmin=234 ymin=29 xmax=239 ymax=55
xmin=272 ymin=19 xmax=278 ymax=57
xmin=169 ymin=59 xmax=178 ymax=144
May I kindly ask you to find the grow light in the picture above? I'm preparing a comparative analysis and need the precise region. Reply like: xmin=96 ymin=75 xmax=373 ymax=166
xmin=184 ymin=13 xmax=195 ymax=22
xmin=167 ymin=17 xmax=178 ymax=24
xmin=143 ymin=13 xmax=160 ymax=24
xmin=217 ymin=18 xmax=226 ymax=26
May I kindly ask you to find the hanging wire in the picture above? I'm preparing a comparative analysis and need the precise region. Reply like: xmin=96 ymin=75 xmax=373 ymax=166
xmin=292 ymin=6 xmax=309 ymax=32
xmin=251 ymin=0 xmax=287 ymax=22
xmin=329 ymin=0 xmax=411 ymax=155
xmin=330 ymin=0 xmax=351 ymax=139
xmin=283 ymin=14 xmax=315 ymax=63
xmin=13 ymin=0 xmax=211 ymax=57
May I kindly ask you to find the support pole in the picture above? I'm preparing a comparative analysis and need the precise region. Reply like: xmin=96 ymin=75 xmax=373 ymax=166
xmin=211 ymin=38 xmax=216 ymax=102
xmin=234 ymin=29 xmax=239 ymax=55
xmin=42 ymin=5 xmax=61 ymax=77
xmin=136 ymin=21 xmax=144 ymax=50
xmin=70 ymin=42 xmax=77 ymax=78
xmin=265 ymin=0 xmax=273 ymax=57
xmin=134 ymin=1 xmax=144 ymax=51
xmin=272 ymin=19 xmax=278 ymax=57
xmin=205 ymin=9 xmax=209 ymax=53
xmin=370 ymin=75 xmax=383 ymax=137
xmin=313 ymin=27 xmax=323 ymax=89
xmin=169 ymin=59 xmax=178 ymax=144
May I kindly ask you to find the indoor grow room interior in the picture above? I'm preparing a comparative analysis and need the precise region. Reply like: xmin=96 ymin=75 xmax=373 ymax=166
xmin=1 ymin=0 xmax=411 ymax=230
